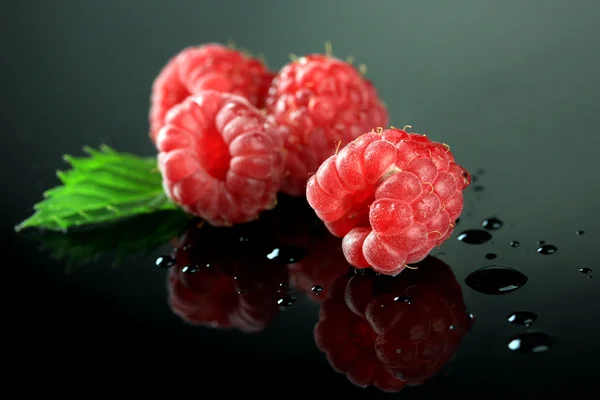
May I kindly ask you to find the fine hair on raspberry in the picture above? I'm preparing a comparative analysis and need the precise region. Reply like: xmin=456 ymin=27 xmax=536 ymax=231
xmin=306 ymin=128 xmax=471 ymax=276
xmin=157 ymin=90 xmax=285 ymax=226
xmin=265 ymin=54 xmax=388 ymax=196
xmin=149 ymin=43 xmax=274 ymax=143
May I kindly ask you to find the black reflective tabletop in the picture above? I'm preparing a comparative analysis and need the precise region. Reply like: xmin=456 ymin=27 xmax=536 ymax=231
xmin=4 ymin=1 xmax=600 ymax=398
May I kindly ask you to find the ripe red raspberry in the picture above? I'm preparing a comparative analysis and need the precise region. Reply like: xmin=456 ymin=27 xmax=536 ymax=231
xmin=265 ymin=54 xmax=388 ymax=195
xmin=313 ymin=256 xmax=473 ymax=392
xmin=167 ymin=222 xmax=290 ymax=333
xmin=149 ymin=43 xmax=274 ymax=142
xmin=306 ymin=128 xmax=471 ymax=275
xmin=157 ymin=90 xmax=286 ymax=226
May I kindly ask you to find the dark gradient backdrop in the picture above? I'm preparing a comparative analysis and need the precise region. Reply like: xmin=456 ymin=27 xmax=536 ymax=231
xmin=3 ymin=1 xmax=600 ymax=398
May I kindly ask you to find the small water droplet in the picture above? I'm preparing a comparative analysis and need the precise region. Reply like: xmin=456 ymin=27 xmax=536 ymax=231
xmin=394 ymin=296 xmax=412 ymax=304
xmin=537 ymin=240 xmax=546 ymax=245
xmin=311 ymin=285 xmax=323 ymax=293
xmin=579 ymin=268 xmax=592 ymax=275
xmin=449 ymin=324 xmax=456 ymax=331
xmin=507 ymin=311 xmax=537 ymax=326
xmin=279 ymin=282 xmax=288 ymax=288
xmin=239 ymin=236 xmax=250 ymax=242
xmin=468 ymin=312 xmax=475 ymax=320
xmin=265 ymin=245 xmax=307 ymax=264
xmin=457 ymin=229 xmax=492 ymax=244
xmin=537 ymin=244 xmax=557 ymax=255
xmin=510 ymin=241 xmax=520 ymax=248
xmin=237 ymin=290 xmax=244 ymax=295
xmin=396 ymin=372 xmax=404 ymax=379
xmin=205 ymin=263 xmax=211 ymax=268
xmin=277 ymin=296 xmax=296 ymax=308
xmin=396 ymin=348 xmax=402 ymax=354
xmin=576 ymin=230 xmax=585 ymax=236
xmin=155 ymin=255 xmax=175 ymax=269
xmin=473 ymin=185 xmax=484 ymax=192
xmin=182 ymin=265 xmax=199 ymax=274
xmin=485 ymin=253 xmax=497 ymax=260
xmin=482 ymin=217 xmax=503 ymax=230
xmin=465 ymin=265 xmax=528 ymax=295
xmin=507 ymin=332 xmax=554 ymax=354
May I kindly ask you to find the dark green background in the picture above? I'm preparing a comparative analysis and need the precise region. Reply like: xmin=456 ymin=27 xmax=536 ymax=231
xmin=3 ymin=0 xmax=600 ymax=397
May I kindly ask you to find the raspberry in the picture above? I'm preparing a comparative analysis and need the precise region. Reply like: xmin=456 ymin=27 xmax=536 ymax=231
xmin=313 ymin=256 xmax=473 ymax=392
xmin=157 ymin=90 xmax=286 ymax=226
xmin=306 ymin=128 xmax=471 ymax=275
xmin=149 ymin=43 xmax=274 ymax=142
xmin=265 ymin=54 xmax=388 ymax=195
xmin=167 ymin=222 xmax=290 ymax=333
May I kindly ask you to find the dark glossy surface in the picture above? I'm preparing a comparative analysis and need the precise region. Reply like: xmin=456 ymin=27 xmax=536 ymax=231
xmin=4 ymin=0 xmax=600 ymax=397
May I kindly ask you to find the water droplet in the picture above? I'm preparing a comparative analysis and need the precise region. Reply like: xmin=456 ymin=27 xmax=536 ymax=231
xmin=510 ymin=241 xmax=520 ymax=248
xmin=481 ymin=217 xmax=503 ymax=230
xmin=537 ymin=240 xmax=546 ymax=245
xmin=465 ymin=265 xmax=528 ymax=295
xmin=579 ymin=268 xmax=592 ymax=275
xmin=507 ymin=332 xmax=554 ymax=354
xmin=394 ymin=296 xmax=412 ymax=304
xmin=537 ymin=244 xmax=557 ymax=255
xmin=473 ymin=185 xmax=484 ymax=192
xmin=457 ymin=229 xmax=492 ymax=244
xmin=311 ymin=285 xmax=323 ymax=293
xmin=277 ymin=296 xmax=296 ymax=308
xmin=449 ymin=324 xmax=456 ymax=331
xmin=265 ymin=244 xmax=307 ymax=264
xmin=237 ymin=290 xmax=244 ymax=295
xmin=468 ymin=312 xmax=475 ymax=320
xmin=182 ymin=265 xmax=199 ymax=274
xmin=576 ymin=230 xmax=585 ymax=236
xmin=507 ymin=311 xmax=537 ymax=326
xmin=395 ymin=372 xmax=404 ymax=379
xmin=155 ymin=255 xmax=175 ymax=269
xmin=238 ymin=236 xmax=250 ymax=242
xmin=396 ymin=348 xmax=402 ymax=354
xmin=485 ymin=253 xmax=497 ymax=260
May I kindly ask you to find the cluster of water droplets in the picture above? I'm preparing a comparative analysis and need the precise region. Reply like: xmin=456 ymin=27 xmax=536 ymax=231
xmin=456 ymin=203 xmax=591 ymax=354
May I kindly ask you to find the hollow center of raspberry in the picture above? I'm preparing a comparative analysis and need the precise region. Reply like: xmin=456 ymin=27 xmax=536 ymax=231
xmin=196 ymin=127 xmax=231 ymax=180
xmin=342 ymin=187 xmax=376 ymax=228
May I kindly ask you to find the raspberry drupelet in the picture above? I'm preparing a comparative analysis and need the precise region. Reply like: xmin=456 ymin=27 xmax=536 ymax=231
xmin=157 ymin=90 xmax=285 ymax=226
xmin=306 ymin=128 xmax=470 ymax=276
xmin=150 ymin=43 xmax=274 ymax=142
xmin=265 ymin=54 xmax=388 ymax=196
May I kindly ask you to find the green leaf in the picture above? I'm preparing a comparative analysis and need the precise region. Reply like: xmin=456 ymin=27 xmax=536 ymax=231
xmin=15 ymin=145 xmax=178 ymax=232
xmin=22 ymin=209 xmax=191 ymax=271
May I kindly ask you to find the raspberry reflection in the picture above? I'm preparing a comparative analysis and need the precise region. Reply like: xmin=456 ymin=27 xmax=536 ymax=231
xmin=167 ymin=219 xmax=294 ymax=333
xmin=314 ymin=256 xmax=473 ymax=392
xmin=288 ymin=233 xmax=351 ymax=302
